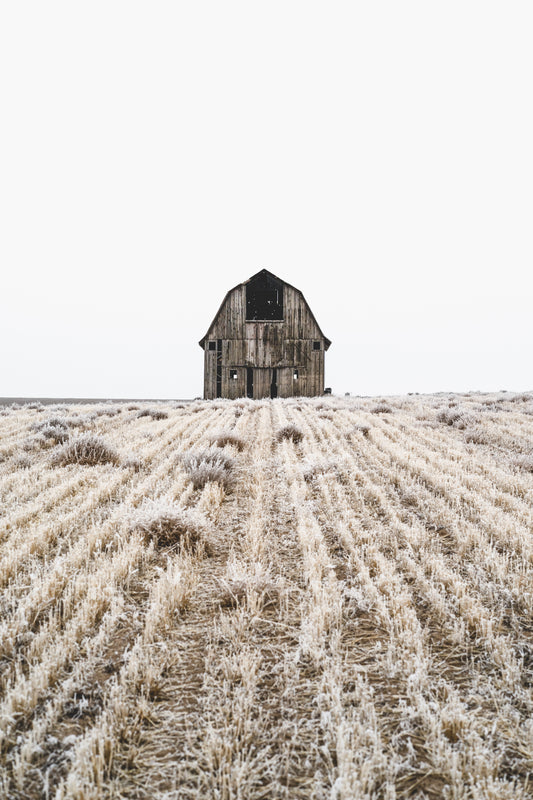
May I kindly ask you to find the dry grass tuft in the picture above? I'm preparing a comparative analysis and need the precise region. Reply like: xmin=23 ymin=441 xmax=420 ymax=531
xmin=11 ymin=453 xmax=32 ymax=469
xmin=34 ymin=424 xmax=70 ymax=445
xmin=209 ymin=430 xmax=246 ymax=451
xmin=218 ymin=561 xmax=282 ymax=610
xmin=513 ymin=454 xmax=533 ymax=473
xmin=51 ymin=434 xmax=120 ymax=467
xmin=275 ymin=424 xmax=304 ymax=444
xmin=302 ymin=457 xmax=339 ymax=483
xmin=437 ymin=409 xmax=476 ymax=429
xmin=31 ymin=414 xmax=91 ymax=441
xmin=122 ymin=455 xmax=143 ymax=472
xmin=180 ymin=447 xmax=236 ymax=490
xmin=371 ymin=402 xmax=393 ymax=414
xmin=4 ymin=394 xmax=533 ymax=799
xmin=137 ymin=408 xmax=169 ymax=420
xmin=96 ymin=407 xmax=120 ymax=417
xmin=127 ymin=500 xmax=209 ymax=550
xmin=464 ymin=427 xmax=489 ymax=445
xmin=353 ymin=424 xmax=371 ymax=437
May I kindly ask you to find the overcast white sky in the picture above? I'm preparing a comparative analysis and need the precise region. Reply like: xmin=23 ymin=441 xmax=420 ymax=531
xmin=1 ymin=2 xmax=531 ymax=399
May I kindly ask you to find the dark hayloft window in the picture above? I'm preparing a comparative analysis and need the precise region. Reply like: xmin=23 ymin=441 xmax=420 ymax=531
xmin=246 ymin=271 xmax=283 ymax=321
xmin=208 ymin=341 xmax=216 ymax=351
xmin=293 ymin=369 xmax=299 ymax=380
xmin=230 ymin=369 xmax=238 ymax=380
xmin=313 ymin=341 xmax=321 ymax=350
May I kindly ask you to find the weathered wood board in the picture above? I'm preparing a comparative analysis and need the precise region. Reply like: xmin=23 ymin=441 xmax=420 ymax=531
xmin=200 ymin=270 xmax=330 ymax=399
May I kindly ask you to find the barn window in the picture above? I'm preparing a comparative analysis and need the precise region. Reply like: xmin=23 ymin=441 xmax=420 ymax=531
xmin=230 ymin=369 xmax=238 ymax=380
xmin=208 ymin=341 xmax=216 ymax=351
xmin=246 ymin=271 xmax=283 ymax=321
xmin=313 ymin=341 xmax=321 ymax=350
xmin=293 ymin=369 xmax=299 ymax=380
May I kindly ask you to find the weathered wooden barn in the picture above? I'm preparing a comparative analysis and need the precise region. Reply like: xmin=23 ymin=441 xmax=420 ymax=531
xmin=199 ymin=269 xmax=331 ymax=399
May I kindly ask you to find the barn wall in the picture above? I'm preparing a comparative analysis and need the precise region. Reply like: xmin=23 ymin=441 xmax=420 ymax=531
xmin=202 ymin=279 xmax=327 ymax=399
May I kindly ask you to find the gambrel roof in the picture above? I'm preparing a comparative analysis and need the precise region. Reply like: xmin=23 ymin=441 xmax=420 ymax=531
xmin=199 ymin=269 xmax=331 ymax=350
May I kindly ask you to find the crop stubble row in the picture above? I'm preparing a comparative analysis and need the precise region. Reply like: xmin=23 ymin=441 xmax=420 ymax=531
xmin=0 ymin=394 xmax=532 ymax=798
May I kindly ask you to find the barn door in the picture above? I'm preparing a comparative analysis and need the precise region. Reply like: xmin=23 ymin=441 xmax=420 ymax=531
xmin=270 ymin=368 xmax=278 ymax=399
xmin=247 ymin=368 xmax=276 ymax=399
xmin=252 ymin=369 xmax=272 ymax=399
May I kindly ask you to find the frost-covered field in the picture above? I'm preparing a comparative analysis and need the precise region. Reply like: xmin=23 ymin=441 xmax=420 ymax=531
xmin=1 ymin=393 xmax=533 ymax=799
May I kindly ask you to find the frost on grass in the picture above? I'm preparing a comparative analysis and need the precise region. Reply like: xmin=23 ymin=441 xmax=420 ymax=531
xmin=351 ymin=424 xmax=371 ymax=437
xmin=30 ymin=415 xmax=92 ymax=449
xmin=464 ymin=426 xmax=490 ymax=445
xmin=513 ymin=454 xmax=533 ymax=473
xmin=30 ymin=419 xmax=70 ymax=444
xmin=209 ymin=430 xmax=246 ymax=451
xmin=510 ymin=392 xmax=532 ymax=403
xmin=275 ymin=424 xmax=304 ymax=444
xmin=4 ymin=394 xmax=533 ymax=800
xmin=370 ymin=402 xmax=393 ymax=414
xmin=137 ymin=408 xmax=169 ymax=420
xmin=127 ymin=499 xmax=209 ymax=550
xmin=51 ymin=435 xmax=120 ymax=467
xmin=218 ymin=559 xmax=282 ymax=610
xmin=437 ymin=408 xmax=477 ymax=429
xmin=122 ymin=454 xmax=143 ymax=472
xmin=301 ymin=457 xmax=339 ymax=483
xmin=180 ymin=447 xmax=236 ymax=490
xmin=11 ymin=453 xmax=32 ymax=470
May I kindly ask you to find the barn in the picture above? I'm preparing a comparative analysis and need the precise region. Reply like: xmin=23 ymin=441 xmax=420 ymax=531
xmin=199 ymin=269 xmax=331 ymax=399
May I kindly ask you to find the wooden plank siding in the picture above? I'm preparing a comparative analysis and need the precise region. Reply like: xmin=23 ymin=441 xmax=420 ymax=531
xmin=200 ymin=271 xmax=330 ymax=399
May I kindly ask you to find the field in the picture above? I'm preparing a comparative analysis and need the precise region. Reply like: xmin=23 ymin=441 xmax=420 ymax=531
xmin=0 ymin=393 xmax=532 ymax=799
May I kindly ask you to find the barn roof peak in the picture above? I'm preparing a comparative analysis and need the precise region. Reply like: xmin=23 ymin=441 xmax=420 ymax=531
xmin=199 ymin=269 xmax=331 ymax=350
xmin=245 ymin=267 xmax=283 ymax=284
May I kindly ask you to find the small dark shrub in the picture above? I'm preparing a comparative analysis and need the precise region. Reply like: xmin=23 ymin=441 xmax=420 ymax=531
xmin=38 ymin=424 xmax=69 ymax=444
xmin=464 ymin=427 xmax=488 ymax=445
xmin=353 ymin=424 xmax=370 ymax=437
xmin=209 ymin=431 xmax=246 ymax=451
xmin=32 ymin=417 xmax=68 ymax=432
xmin=180 ymin=448 xmax=236 ymax=490
xmin=128 ymin=500 xmax=208 ymax=550
xmin=31 ymin=418 xmax=71 ymax=444
xmin=95 ymin=407 xmax=120 ymax=418
xmin=51 ymin=435 xmax=120 ymax=467
xmin=12 ymin=454 xmax=32 ymax=469
xmin=218 ymin=576 xmax=280 ymax=610
xmin=437 ymin=409 xmax=476 ymax=430
xmin=137 ymin=408 xmax=168 ymax=420
xmin=149 ymin=409 xmax=168 ymax=420
xmin=302 ymin=458 xmax=338 ymax=483
xmin=275 ymin=425 xmax=304 ymax=444
xmin=371 ymin=403 xmax=393 ymax=414
xmin=513 ymin=455 xmax=533 ymax=473
xmin=122 ymin=456 xmax=143 ymax=472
